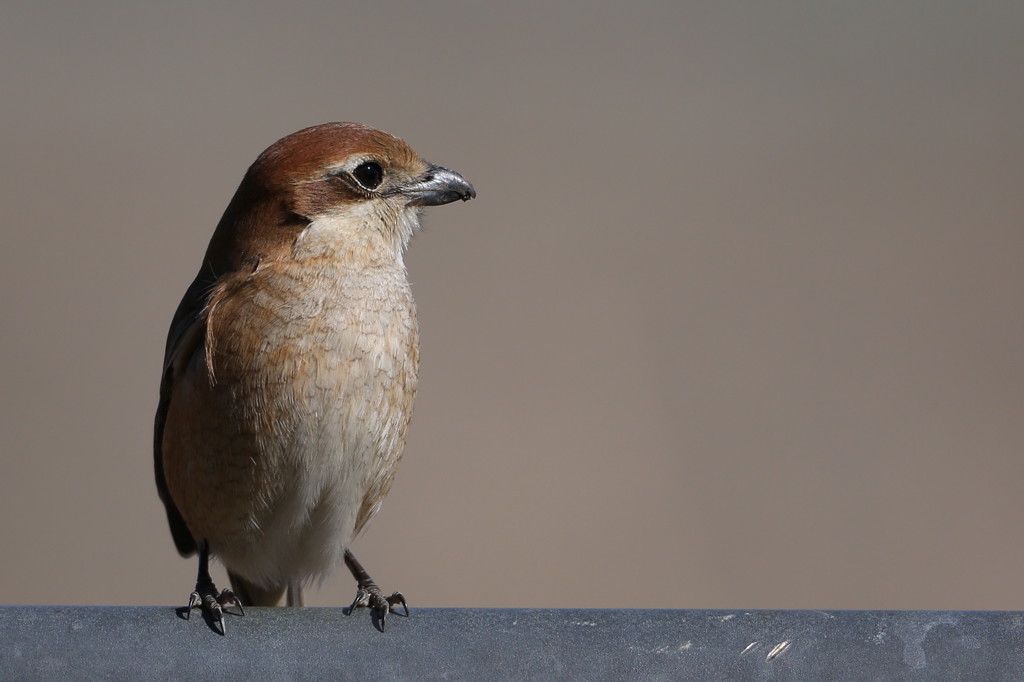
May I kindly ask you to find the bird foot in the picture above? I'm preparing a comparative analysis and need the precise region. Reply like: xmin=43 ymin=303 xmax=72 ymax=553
xmin=345 ymin=585 xmax=408 ymax=631
xmin=343 ymin=549 xmax=408 ymax=631
xmin=184 ymin=581 xmax=244 ymax=635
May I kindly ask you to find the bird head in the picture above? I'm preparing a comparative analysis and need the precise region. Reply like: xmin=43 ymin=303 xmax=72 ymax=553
xmin=203 ymin=122 xmax=475 ymax=273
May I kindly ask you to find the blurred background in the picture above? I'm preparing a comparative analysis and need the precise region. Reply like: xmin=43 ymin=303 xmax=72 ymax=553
xmin=1 ymin=2 xmax=1022 ymax=611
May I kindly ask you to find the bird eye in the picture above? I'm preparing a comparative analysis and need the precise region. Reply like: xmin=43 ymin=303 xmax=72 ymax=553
xmin=352 ymin=161 xmax=384 ymax=190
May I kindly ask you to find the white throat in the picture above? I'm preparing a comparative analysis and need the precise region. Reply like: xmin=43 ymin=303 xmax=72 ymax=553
xmin=291 ymin=203 xmax=421 ymax=267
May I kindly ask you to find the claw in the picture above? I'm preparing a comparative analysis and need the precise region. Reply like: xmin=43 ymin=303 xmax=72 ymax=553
xmin=213 ymin=611 xmax=225 ymax=636
xmin=387 ymin=591 xmax=409 ymax=617
xmin=218 ymin=588 xmax=244 ymax=617
xmin=345 ymin=588 xmax=370 ymax=615
xmin=186 ymin=591 xmax=201 ymax=619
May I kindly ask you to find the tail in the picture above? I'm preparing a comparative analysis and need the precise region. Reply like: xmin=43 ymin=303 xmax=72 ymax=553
xmin=228 ymin=572 xmax=304 ymax=607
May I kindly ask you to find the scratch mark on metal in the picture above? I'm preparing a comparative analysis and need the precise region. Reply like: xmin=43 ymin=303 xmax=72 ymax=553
xmin=766 ymin=640 xmax=792 ymax=661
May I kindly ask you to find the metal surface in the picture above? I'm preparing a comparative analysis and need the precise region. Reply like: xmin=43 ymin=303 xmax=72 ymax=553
xmin=2 ymin=607 xmax=1022 ymax=680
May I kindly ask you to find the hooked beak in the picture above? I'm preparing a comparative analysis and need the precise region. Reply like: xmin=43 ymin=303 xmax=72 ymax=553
xmin=402 ymin=165 xmax=476 ymax=206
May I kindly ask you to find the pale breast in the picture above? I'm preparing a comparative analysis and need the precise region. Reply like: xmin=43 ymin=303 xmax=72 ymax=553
xmin=162 ymin=260 xmax=419 ymax=587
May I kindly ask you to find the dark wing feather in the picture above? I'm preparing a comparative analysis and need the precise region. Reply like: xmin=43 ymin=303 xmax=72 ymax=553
xmin=153 ymin=273 xmax=216 ymax=557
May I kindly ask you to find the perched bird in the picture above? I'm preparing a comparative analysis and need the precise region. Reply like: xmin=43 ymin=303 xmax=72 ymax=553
xmin=154 ymin=122 xmax=475 ymax=633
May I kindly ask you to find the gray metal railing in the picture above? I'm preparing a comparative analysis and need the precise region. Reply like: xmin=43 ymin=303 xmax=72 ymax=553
xmin=1 ymin=606 xmax=1020 ymax=679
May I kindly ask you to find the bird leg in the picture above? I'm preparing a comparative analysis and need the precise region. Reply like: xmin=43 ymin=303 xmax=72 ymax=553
xmin=344 ymin=549 xmax=408 ymax=630
xmin=184 ymin=541 xmax=244 ymax=635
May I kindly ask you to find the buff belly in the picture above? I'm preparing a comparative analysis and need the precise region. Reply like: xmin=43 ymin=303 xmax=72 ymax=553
xmin=162 ymin=264 xmax=418 ymax=589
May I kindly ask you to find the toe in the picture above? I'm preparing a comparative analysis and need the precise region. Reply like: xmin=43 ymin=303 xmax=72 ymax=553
xmin=386 ymin=591 xmax=409 ymax=617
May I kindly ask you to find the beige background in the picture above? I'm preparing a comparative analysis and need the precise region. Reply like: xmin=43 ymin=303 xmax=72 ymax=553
xmin=1 ymin=3 xmax=1022 ymax=611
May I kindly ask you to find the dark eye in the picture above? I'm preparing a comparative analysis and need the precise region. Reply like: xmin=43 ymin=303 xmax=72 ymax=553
xmin=352 ymin=161 xmax=383 ymax=190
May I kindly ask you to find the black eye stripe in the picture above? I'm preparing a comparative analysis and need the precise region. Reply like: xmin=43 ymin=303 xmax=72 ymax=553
xmin=352 ymin=161 xmax=384 ymax=190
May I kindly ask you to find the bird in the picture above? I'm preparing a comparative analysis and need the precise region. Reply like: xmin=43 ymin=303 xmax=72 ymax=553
xmin=154 ymin=122 xmax=475 ymax=634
